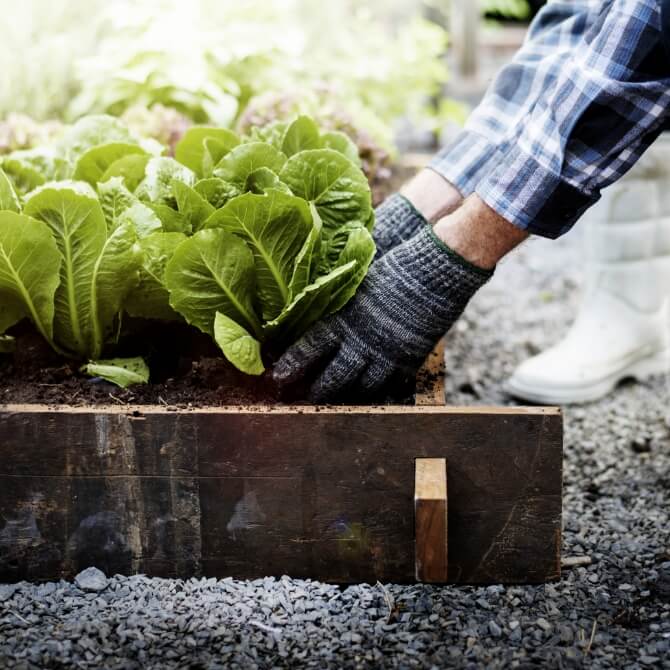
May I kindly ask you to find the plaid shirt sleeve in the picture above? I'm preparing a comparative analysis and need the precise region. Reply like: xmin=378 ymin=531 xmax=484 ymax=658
xmin=431 ymin=0 xmax=670 ymax=239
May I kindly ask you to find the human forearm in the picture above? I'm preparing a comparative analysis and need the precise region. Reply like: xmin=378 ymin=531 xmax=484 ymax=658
xmin=400 ymin=168 xmax=463 ymax=222
xmin=372 ymin=168 xmax=463 ymax=258
xmin=433 ymin=194 xmax=528 ymax=270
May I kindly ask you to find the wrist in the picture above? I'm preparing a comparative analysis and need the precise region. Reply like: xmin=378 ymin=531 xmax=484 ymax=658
xmin=424 ymin=225 xmax=493 ymax=278
xmin=400 ymin=168 xmax=463 ymax=223
xmin=433 ymin=195 xmax=528 ymax=270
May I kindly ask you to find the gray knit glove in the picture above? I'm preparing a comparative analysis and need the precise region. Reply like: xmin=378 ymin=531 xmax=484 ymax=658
xmin=273 ymin=225 xmax=493 ymax=403
xmin=373 ymin=193 xmax=428 ymax=259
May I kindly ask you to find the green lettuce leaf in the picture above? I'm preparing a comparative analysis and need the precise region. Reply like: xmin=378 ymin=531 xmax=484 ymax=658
xmin=125 ymin=232 xmax=186 ymax=321
xmin=24 ymin=185 xmax=141 ymax=358
xmin=264 ymin=261 xmax=357 ymax=343
xmin=118 ymin=202 xmax=162 ymax=239
xmin=323 ymin=225 xmax=375 ymax=315
xmin=202 ymin=138 xmax=233 ymax=178
xmin=97 ymin=178 xmax=162 ymax=238
xmin=100 ymin=153 xmax=150 ymax=191
xmin=281 ymin=116 xmax=321 ymax=157
xmin=0 ymin=168 xmax=21 ymax=212
xmin=74 ymin=143 xmax=147 ymax=186
xmin=82 ymin=222 xmax=142 ymax=359
xmin=245 ymin=121 xmax=289 ymax=149
xmin=81 ymin=356 xmax=149 ymax=388
xmin=0 ymin=212 xmax=61 ymax=344
xmin=279 ymin=149 xmax=372 ymax=232
xmin=97 ymin=177 xmax=136 ymax=230
xmin=173 ymin=180 xmax=215 ymax=233
xmin=135 ymin=157 xmax=195 ymax=205
xmin=213 ymin=142 xmax=287 ymax=187
xmin=175 ymin=127 xmax=240 ymax=176
xmin=317 ymin=220 xmax=366 ymax=273
xmin=364 ymin=208 xmax=376 ymax=232
xmin=244 ymin=168 xmax=291 ymax=195
xmin=166 ymin=228 xmax=261 ymax=337
xmin=204 ymin=190 xmax=312 ymax=321
xmin=58 ymin=115 xmax=136 ymax=164
xmin=147 ymin=203 xmax=190 ymax=234
xmin=2 ymin=149 xmax=69 ymax=194
xmin=288 ymin=203 xmax=322 ymax=298
xmin=214 ymin=312 xmax=264 ymax=376
xmin=193 ymin=178 xmax=240 ymax=209
xmin=321 ymin=131 xmax=361 ymax=165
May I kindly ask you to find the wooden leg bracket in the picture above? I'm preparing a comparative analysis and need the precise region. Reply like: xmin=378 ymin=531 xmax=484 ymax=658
xmin=415 ymin=458 xmax=448 ymax=582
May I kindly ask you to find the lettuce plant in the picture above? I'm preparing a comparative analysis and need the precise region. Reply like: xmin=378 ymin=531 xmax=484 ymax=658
xmin=0 ymin=114 xmax=375 ymax=381
xmin=162 ymin=116 xmax=375 ymax=374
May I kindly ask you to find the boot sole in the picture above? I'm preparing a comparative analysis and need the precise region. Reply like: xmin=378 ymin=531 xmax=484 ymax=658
xmin=504 ymin=348 xmax=670 ymax=405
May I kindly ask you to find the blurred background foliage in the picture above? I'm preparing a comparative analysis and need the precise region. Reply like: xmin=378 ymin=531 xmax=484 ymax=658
xmin=0 ymin=0 xmax=538 ymax=192
xmin=1 ymin=2 xmax=454 ymax=144
xmin=482 ymin=0 xmax=531 ymax=21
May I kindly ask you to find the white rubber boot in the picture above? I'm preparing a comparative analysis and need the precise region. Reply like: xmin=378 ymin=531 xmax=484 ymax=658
xmin=506 ymin=138 xmax=670 ymax=404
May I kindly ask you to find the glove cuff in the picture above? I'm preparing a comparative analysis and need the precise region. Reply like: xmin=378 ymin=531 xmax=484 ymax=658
xmin=424 ymin=224 xmax=494 ymax=278
xmin=387 ymin=224 xmax=493 ymax=299
xmin=373 ymin=193 xmax=428 ymax=257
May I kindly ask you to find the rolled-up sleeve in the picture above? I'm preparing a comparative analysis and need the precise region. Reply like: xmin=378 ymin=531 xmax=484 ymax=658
xmin=476 ymin=0 xmax=670 ymax=238
xmin=431 ymin=0 xmax=602 ymax=198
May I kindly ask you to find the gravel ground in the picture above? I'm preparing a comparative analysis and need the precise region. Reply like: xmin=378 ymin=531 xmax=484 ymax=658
xmin=1 ymin=230 xmax=669 ymax=669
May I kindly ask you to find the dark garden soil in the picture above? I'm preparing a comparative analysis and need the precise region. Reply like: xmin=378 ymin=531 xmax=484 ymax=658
xmin=0 ymin=321 xmax=281 ymax=407
xmin=0 ymin=321 xmax=424 ymax=407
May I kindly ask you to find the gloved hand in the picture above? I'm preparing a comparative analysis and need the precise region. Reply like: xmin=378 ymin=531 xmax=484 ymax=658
xmin=372 ymin=193 xmax=428 ymax=259
xmin=273 ymin=224 xmax=493 ymax=403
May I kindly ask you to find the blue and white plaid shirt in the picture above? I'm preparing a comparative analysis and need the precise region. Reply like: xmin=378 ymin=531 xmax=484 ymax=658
xmin=431 ymin=0 xmax=670 ymax=238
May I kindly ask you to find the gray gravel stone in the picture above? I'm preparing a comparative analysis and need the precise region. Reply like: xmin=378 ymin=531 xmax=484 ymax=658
xmin=0 ymin=584 xmax=19 ymax=602
xmin=653 ymin=563 xmax=670 ymax=600
xmin=74 ymin=567 xmax=109 ymax=592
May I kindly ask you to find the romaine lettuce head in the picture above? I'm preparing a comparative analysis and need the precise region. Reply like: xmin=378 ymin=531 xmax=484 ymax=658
xmin=165 ymin=115 xmax=376 ymax=374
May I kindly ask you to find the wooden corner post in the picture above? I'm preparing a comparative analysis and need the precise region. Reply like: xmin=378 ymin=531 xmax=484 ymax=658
xmin=415 ymin=458 xmax=448 ymax=582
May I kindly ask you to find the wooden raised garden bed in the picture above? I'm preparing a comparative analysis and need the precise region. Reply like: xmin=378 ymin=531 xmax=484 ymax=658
xmin=0 ymin=344 xmax=563 ymax=584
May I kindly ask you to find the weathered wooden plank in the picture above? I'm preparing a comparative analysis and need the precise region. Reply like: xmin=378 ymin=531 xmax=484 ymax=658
xmin=415 ymin=458 xmax=448 ymax=582
xmin=0 ymin=405 xmax=562 ymax=584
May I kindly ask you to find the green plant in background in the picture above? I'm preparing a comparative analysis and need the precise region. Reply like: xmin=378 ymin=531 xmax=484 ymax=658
xmin=0 ymin=115 xmax=375 ymax=383
xmin=0 ymin=1 xmax=108 ymax=121
xmin=66 ymin=1 xmax=288 ymax=126
xmin=0 ymin=0 xmax=458 ymax=175
xmin=0 ymin=115 xmax=64 ymax=155
xmin=237 ymin=88 xmax=394 ymax=192
xmin=68 ymin=2 xmax=453 ymax=129
xmin=120 ymin=105 xmax=192 ymax=154
xmin=482 ymin=0 xmax=531 ymax=21
xmin=278 ymin=3 xmax=451 ymax=133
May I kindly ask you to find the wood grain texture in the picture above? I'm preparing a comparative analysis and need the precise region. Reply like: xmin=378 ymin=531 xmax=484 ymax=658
xmin=0 ymin=405 xmax=562 ymax=584
xmin=415 ymin=458 xmax=448 ymax=582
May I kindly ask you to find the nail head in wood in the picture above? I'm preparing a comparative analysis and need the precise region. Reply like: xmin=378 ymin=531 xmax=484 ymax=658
xmin=415 ymin=457 xmax=448 ymax=582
